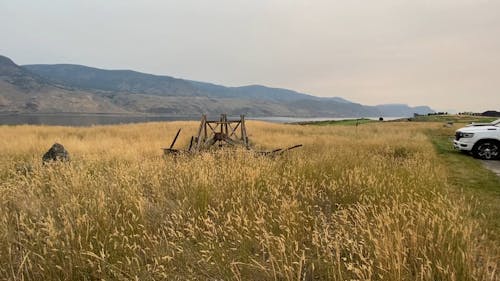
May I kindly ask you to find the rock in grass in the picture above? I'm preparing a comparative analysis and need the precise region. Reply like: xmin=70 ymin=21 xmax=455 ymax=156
xmin=42 ymin=143 xmax=70 ymax=163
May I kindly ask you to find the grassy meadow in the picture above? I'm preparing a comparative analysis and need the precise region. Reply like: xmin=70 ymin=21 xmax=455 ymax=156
xmin=0 ymin=120 xmax=498 ymax=280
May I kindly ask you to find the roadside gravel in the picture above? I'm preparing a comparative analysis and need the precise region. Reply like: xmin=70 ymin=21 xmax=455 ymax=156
xmin=481 ymin=160 xmax=500 ymax=177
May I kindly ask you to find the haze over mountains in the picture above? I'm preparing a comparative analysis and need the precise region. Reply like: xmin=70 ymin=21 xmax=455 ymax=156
xmin=0 ymin=55 xmax=433 ymax=117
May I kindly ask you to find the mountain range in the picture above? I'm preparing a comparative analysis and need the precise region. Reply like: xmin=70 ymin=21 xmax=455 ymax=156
xmin=0 ymin=55 xmax=433 ymax=117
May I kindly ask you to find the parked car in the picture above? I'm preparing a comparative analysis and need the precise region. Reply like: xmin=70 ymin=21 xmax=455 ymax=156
xmin=453 ymin=120 xmax=500 ymax=160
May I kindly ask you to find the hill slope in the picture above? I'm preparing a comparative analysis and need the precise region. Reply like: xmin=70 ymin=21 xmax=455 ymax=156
xmin=23 ymin=64 xmax=201 ymax=97
xmin=0 ymin=56 xmax=125 ymax=113
xmin=24 ymin=64 xmax=350 ymax=103
xmin=0 ymin=54 xmax=434 ymax=116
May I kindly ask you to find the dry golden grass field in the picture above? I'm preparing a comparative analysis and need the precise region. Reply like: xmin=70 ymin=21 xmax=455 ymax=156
xmin=0 ymin=121 xmax=498 ymax=280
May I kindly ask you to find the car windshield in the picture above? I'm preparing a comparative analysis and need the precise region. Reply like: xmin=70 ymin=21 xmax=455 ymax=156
xmin=492 ymin=119 xmax=500 ymax=126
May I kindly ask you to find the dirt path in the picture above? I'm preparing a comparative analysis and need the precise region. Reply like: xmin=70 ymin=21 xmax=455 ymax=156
xmin=481 ymin=160 xmax=500 ymax=177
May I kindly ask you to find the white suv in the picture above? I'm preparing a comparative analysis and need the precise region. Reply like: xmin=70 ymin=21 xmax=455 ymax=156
xmin=453 ymin=119 xmax=500 ymax=160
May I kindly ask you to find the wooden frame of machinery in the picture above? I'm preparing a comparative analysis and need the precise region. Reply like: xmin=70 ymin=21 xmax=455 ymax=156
xmin=162 ymin=114 xmax=302 ymax=155
xmin=190 ymin=114 xmax=249 ymax=152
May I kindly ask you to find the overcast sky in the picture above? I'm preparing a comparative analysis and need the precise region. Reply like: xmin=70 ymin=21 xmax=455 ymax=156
xmin=1 ymin=0 xmax=499 ymax=112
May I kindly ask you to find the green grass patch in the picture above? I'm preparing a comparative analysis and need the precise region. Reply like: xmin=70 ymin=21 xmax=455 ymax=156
xmin=429 ymin=130 xmax=500 ymax=242
xmin=413 ymin=114 xmax=497 ymax=123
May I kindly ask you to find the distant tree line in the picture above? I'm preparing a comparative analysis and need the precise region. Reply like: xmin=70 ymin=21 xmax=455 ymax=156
xmin=413 ymin=111 xmax=500 ymax=117
xmin=457 ymin=111 xmax=500 ymax=117
xmin=458 ymin=112 xmax=482 ymax=116
xmin=413 ymin=112 xmax=448 ymax=117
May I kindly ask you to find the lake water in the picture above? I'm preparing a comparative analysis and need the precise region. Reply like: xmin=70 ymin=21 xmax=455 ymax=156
xmin=0 ymin=114 xmax=196 ymax=126
xmin=250 ymin=116 xmax=405 ymax=123
xmin=0 ymin=114 xmax=406 ymax=126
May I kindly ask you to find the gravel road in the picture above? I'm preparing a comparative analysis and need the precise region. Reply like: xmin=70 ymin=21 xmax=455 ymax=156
xmin=481 ymin=160 xmax=500 ymax=177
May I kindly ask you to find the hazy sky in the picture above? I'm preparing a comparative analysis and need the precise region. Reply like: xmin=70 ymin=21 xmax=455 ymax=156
xmin=1 ymin=0 xmax=499 ymax=112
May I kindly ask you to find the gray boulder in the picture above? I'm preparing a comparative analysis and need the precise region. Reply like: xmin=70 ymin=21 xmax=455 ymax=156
xmin=42 ymin=143 xmax=70 ymax=163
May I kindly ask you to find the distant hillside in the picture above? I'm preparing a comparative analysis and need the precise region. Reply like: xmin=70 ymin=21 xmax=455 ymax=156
xmin=24 ymin=64 xmax=351 ymax=103
xmin=0 ymin=54 xmax=434 ymax=116
xmin=482 ymin=110 xmax=500 ymax=117
xmin=0 ymin=55 xmax=125 ymax=113
xmin=374 ymin=104 xmax=434 ymax=117
xmin=23 ymin=64 xmax=201 ymax=97
xmin=188 ymin=81 xmax=351 ymax=103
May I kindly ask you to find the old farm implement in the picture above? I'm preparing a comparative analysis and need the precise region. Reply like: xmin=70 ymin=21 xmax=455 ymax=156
xmin=162 ymin=114 xmax=302 ymax=155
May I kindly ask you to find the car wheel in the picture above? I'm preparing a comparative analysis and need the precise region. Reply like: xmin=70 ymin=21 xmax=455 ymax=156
xmin=472 ymin=140 xmax=500 ymax=160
